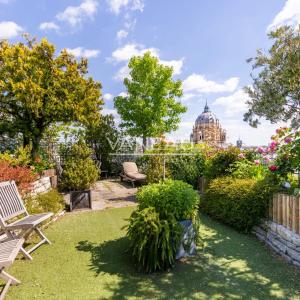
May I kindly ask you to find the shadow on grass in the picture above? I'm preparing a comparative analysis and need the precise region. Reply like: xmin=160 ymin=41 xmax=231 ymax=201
xmin=76 ymin=216 xmax=300 ymax=299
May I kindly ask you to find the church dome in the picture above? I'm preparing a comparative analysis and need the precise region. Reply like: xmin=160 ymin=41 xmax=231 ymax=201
xmin=195 ymin=103 xmax=218 ymax=125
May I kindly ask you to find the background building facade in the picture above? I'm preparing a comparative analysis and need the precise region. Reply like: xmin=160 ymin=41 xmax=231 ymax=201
xmin=190 ymin=102 xmax=226 ymax=145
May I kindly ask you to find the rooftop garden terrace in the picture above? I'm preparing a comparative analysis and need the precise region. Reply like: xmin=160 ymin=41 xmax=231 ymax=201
xmin=6 ymin=207 xmax=300 ymax=300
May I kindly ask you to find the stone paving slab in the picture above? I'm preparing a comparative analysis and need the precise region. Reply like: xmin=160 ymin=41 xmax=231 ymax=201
xmin=91 ymin=179 xmax=137 ymax=210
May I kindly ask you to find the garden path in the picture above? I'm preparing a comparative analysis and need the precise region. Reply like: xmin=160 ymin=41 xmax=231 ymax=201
xmin=91 ymin=178 xmax=137 ymax=210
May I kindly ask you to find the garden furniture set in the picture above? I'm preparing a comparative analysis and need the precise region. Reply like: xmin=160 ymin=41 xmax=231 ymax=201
xmin=0 ymin=181 xmax=53 ymax=298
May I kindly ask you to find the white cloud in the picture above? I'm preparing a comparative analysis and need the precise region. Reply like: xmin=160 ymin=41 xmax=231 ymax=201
xmin=111 ymin=43 xmax=159 ymax=63
xmin=56 ymin=0 xmax=98 ymax=27
xmin=116 ymin=29 xmax=128 ymax=41
xmin=118 ymin=92 xmax=127 ymax=97
xmin=183 ymin=74 xmax=239 ymax=94
xmin=181 ymin=93 xmax=197 ymax=102
xmin=107 ymin=0 xmax=144 ymax=15
xmin=114 ymin=65 xmax=130 ymax=80
xmin=66 ymin=47 xmax=100 ymax=58
xmin=268 ymin=0 xmax=300 ymax=31
xmin=103 ymin=93 xmax=113 ymax=101
xmin=39 ymin=22 xmax=59 ymax=31
xmin=0 ymin=21 xmax=23 ymax=39
xmin=160 ymin=59 xmax=184 ymax=76
xmin=212 ymin=89 xmax=248 ymax=117
xmin=111 ymin=43 xmax=184 ymax=80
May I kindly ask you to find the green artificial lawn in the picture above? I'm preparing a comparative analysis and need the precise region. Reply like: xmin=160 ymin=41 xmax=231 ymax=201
xmin=5 ymin=207 xmax=300 ymax=300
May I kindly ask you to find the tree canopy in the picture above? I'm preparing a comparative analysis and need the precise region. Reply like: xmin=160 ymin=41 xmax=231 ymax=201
xmin=244 ymin=26 xmax=300 ymax=129
xmin=0 ymin=36 xmax=103 ymax=158
xmin=114 ymin=52 xmax=186 ymax=149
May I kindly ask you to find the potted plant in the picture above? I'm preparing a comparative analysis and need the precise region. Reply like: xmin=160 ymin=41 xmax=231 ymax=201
xmin=126 ymin=179 xmax=200 ymax=272
xmin=60 ymin=140 xmax=99 ymax=211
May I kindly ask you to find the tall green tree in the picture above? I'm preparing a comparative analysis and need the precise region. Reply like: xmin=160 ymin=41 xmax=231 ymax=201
xmin=114 ymin=52 xmax=186 ymax=150
xmin=0 ymin=36 xmax=103 ymax=158
xmin=85 ymin=114 xmax=120 ymax=172
xmin=244 ymin=26 xmax=300 ymax=129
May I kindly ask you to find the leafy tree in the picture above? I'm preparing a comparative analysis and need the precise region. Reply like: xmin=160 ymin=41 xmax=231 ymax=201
xmin=85 ymin=114 xmax=120 ymax=172
xmin=114 ymin=52 xmax=186 ymax=150
xmin=244 ymin=26 xmax=300 ymax=128
xmin=0 ymin=36 xmax=103 ymax=159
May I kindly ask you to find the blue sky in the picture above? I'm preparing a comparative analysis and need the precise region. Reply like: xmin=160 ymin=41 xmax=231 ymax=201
xmin=0 ymin=0 xmax=298 ymax=145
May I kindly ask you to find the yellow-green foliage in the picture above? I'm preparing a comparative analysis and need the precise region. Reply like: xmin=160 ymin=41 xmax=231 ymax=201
xmin=201 ymin=177 xmax=274 ymax=232
xmin=0 ymin=37 xmax=103 ymax=158
xmin=61 ymin=141 xmax=99 ymax=191
xmin=25 ymin=189 xmax=64 ymax=214
xmin=0 ymin=146 xmax=31 ymax=166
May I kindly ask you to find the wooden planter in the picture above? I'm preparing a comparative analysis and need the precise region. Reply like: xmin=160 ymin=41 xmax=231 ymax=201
xmin=270 ymin=193 xmax=300 ymax=234
xmin=70 ymin=190 xmax=92 ymax=211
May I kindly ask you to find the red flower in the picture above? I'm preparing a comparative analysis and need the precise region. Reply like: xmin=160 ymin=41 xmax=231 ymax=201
xmin=269 ymin=165 xmax=278 ymax=172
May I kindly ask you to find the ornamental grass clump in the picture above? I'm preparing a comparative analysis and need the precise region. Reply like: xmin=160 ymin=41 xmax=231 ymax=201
xmin=126 ymin=180 xmax=200 ymax=272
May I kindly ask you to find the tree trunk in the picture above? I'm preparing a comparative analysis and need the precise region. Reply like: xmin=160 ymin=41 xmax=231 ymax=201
xmin=31 ymin=135 xmax=42 ymax=160
xmin=142 ymin=136 xmax=147 ymax=152
xmin=23 ymin=134 xmax=30 ymax=148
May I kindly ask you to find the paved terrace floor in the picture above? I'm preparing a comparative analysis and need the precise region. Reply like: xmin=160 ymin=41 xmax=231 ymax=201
xmin=91 ymin=178 xmax=138 ymax=210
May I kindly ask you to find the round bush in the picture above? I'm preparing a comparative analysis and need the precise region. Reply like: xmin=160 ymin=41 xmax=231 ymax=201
xmin=201 ymin=177 xmax=274 ymax=232
xmin=61 ymin=141 xmax=99 ymax=191
xmin=205 ymin=147 xmax=240 ymax=179
xmin=137 ymin=179 xmax=200 ymax=221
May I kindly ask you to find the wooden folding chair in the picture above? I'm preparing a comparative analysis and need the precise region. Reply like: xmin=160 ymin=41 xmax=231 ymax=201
xmin=0 ymin=238 xmax=24 ymax=299
xmin=0 ymin=181 xmax=53 ymax=260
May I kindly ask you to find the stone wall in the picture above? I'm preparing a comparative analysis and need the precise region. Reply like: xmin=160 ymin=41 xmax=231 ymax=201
xmin=253 ymin=221 xmax=300 ymax=267
xmin=31 ymin=176 xmax=52 ymax=195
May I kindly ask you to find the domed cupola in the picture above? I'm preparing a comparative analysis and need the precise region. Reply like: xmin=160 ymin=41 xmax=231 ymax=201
xmin=195 ymin=102 xmax=218 ymax=125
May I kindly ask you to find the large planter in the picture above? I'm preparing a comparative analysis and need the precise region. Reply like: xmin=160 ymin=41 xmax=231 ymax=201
xmin=176 ymin=220 xmax=197 ymax=259
xmin=70 ymin=190 xmax=92 ymax=211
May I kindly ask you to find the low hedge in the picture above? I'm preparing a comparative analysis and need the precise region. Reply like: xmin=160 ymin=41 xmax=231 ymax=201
xmin=201 ymin=177 xmax=274 ymax=232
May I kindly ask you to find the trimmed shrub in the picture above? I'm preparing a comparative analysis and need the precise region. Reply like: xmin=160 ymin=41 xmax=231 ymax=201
xmin=60 ymin=141 xmax=99 ymax=191
xmin=167 ymin=153 xmax=205 ymax=188
xmin=201 ymin=177 xmax=274 ymax=232
xmin=25 ymin=189 xmax=65 ymax=214
xmin=137 ymin=179 xmax=200 ymax=220
xmin=126 ymin=207 xmax=182 ymax=272
xmin=205 ymin=146 xmax=240 ymax=179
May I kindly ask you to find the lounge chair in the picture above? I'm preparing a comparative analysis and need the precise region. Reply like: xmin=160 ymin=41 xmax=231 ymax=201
xmin=0 ymin=238 xmax=24 ymax=299
xmin=0 ymin=181 xmax=53 ymax=260
xmin=120 ymin=162 xmax=146 ymax=187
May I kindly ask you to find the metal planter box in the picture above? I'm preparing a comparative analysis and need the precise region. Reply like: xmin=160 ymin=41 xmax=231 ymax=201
xmin=176 ymin=220 xmax=197 ymax=259
xmin=70 ymin=190 xmax=92 ymax=211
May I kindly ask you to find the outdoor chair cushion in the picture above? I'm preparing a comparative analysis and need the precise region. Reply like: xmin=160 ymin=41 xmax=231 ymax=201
xmin=125 ymin=172 xmax=147 ymax=181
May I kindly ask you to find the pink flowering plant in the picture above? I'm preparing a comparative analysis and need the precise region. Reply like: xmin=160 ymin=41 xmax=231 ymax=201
xmin=257 ymin=127 xmax=300 ymax=193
